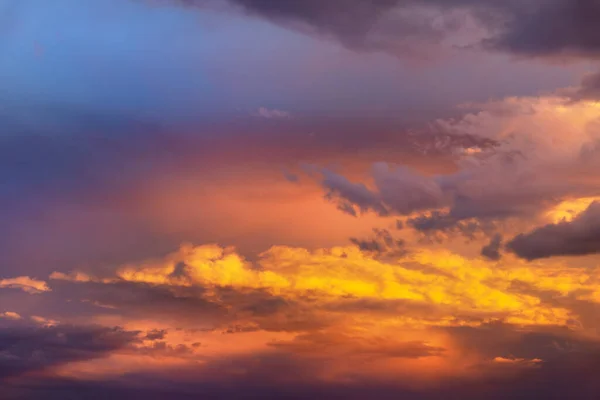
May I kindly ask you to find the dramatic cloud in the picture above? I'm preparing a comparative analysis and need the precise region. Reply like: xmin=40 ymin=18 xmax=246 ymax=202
xmin=3 ymin=1 xmax=600 ymax=397
xmin=4 ymin=240 xmax=600 ymax=395
xmin=486 ymin=0 xmax=600 ymax=59
xmin=218 ymin=0 xmax=600 ymax=59
xmin=508 ymin=201 xmax=600 ymax=260
xmin=51 ymin=243 xmax=579 ymax=329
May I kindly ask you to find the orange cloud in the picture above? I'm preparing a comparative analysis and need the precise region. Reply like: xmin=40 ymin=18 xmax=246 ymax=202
xmin=0 ymin=311 xmax=22 ymax=320
xmin=0 ymin=276 xmax=50 ymax=294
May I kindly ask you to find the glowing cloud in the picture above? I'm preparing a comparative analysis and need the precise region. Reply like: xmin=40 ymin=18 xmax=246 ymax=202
xmin=0 ymin=276 xmax=50 ymax=294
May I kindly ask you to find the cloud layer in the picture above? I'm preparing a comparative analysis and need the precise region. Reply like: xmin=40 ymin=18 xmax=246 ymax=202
xmin=2 ymin=0 xmax=600 ymax=398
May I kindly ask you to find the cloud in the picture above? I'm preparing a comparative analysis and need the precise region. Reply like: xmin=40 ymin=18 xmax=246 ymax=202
xmin=5 ymin=330 xmax=600 ymax=399
xmin=0 ymin=311 xmax=22 ymax=320
xmin=51 ymin=243 xmax=576 ymax=329
xmin=314 ymin=96 xmax=600 ymax=240
xmin=562 ymin=71 xmax=600 ymax=102
xmin=481 ymin=234 xmax=503 ymax=260
xmin=0 ymin=103 xmax=466 ymax=278
xmin=321 ymin=163 xmax=445 ymax=217
xmin=30 ymin=315 xmax=59 ymax=327
xmin=406 ymin=211 xmax=495 ymax=242
xmin=145 ymin=329 xmax=168 ymax=341
xmin=485 ymin=0 xmax=600 ymax=59
xmin=225 ymin=0 xmax=467 ymax=57
xmin=204 ymin=0 xmax=600 ymax=60
xmin=349 ymin=228 xmax=406 ymax=258
xmin=254 ymin=107 xmax=291 ymax=119
xmin=5 ymin=241 xmax=600 ymax=396
xmin=0 ymin=320 xmax=140 ymax=379
xmin=507 ymin=201 xmax=600 ymax=260
xmin=0 ymin=276 xmax=50 ymax=294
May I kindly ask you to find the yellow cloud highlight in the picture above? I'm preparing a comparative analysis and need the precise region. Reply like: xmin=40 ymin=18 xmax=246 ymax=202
xmin=58 ymin=243 xmax=583 ymax=328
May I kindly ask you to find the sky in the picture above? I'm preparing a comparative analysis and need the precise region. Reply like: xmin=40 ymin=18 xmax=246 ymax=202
xmin=1 ymin=0 xmax=600 ymax=398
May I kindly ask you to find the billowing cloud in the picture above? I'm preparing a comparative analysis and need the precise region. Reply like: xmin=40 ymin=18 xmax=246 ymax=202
xmin=51 ymin=243 xmax=581 ymax=329
xmin=3 ymin=0 xmax=600 ymax=397
xmin=316 ymin=96 xmax=600 ymax=240
xmin=508 ymin=201 xmax=600 ymax=260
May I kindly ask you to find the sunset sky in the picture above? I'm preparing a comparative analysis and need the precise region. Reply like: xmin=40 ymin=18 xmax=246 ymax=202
xmin=1 ymin=1 xmax=600 ymax=398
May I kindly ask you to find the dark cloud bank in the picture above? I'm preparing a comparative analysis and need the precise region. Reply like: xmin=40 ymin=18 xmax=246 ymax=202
xmin=0 ymin=320 xmax=140 ymax=379
xmin=217 ymin=0 xmax=600 ymax=59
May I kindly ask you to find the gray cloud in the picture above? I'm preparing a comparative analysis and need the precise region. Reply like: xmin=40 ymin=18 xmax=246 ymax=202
xmin=481 ymin=233 xmax=503 ymax=260
xmin=507 ymin=201 xmax=600 ymax=260
xmin=350 ymin=228 xmax=406 ymax=257
xmin=320 ymin=155 xmax=571 ymax=225
xmin=322 ymin=168 xmax=387 ymax=217
xmin=145 ymin=329 xmax=168 ymax=341
xmin=486 ymin=0 xmax=600 ymax=59
xmin=407 ymin=211 xmax=496 ymax=242
xmin=321 ymin=162 xmax=446 ymax=217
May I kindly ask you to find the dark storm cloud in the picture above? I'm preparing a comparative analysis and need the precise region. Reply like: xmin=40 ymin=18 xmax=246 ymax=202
xmin=216 ymin=0 xmax=600 ymax=59
xmin=0 ymin=320 xmax=140 ymax=379
xmin=507 ymin=201 xmax=600 ymax=260
xmin=224 ymin=0 xmax=467 ymax=55
xmin=486 ymin=0 xmax=600 ymax=59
